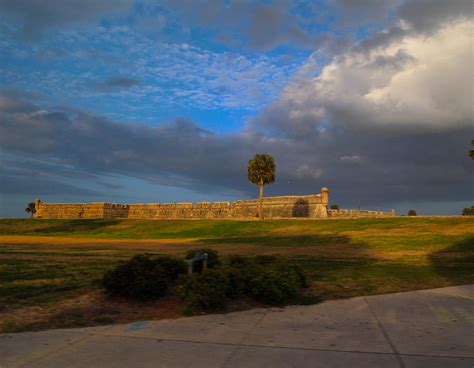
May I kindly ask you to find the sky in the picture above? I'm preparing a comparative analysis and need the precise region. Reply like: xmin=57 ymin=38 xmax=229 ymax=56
xmin=0 ymin=0 xmax=473 ymax=218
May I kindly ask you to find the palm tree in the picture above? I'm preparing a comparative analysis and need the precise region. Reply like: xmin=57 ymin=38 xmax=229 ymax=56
xmin=247 ymin=154 xmax=276 ymax=220
xmin=25 ymin=202 xmax=36 ymax=218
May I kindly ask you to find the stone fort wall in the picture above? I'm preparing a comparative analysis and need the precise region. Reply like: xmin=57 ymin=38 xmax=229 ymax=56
xmin=33 ymin=187 xmax=395 ymax=220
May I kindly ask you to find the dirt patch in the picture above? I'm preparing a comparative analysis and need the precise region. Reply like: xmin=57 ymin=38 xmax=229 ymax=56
xmin=0 ymin=290 xmax=183 ymax=333
xmin=0 ymin=289 xmax=270 ymax=334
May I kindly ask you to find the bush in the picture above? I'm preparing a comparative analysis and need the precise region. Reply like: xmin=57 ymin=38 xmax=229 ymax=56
xmin=247 ymin=264 xmax=300 ymax=305
xmin=407 ymin=210 xmax=417 ymax=216
xmin=103 ymin=255 xmax=169 ymax=300
xmin=186 ymin=248 xmax=220 ymax=273
xmin=224 ymin=268 xmax=246 ymax=298
xmin=153 ymin=255 xmax=187 ymax=280
xmin=285 ymin=262 xmax=308 ymax=288
xmin=178 ymin=269 xmax=228 ymax=311
xmin=330 ymin=204 xmax=339 ymax=210
xmin=462 ymin=206 xmax=474 ymax=216
xmin=251 ymin=256 xmax=307 ymax=288
xmin=179 ymin=256 xmax=308 ymax=309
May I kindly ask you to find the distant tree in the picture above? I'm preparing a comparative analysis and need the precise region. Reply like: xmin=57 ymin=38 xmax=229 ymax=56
xmin=462 ymin=206 xmax=474 ymax=216
xmin=330 ymin=204 xmax=339 ymax=210
xmin=25 ymin=202 xmax=36 ymax=218
xmin=407 ymin=209 xmax=417 ymax=216
xmin=470 ymin=140 xmax=474 ymax=160
xmin=247 ymin=154 xmax=276 ymax=220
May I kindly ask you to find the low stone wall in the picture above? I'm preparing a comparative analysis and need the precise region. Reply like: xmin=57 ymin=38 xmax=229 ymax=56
xmin=34 ymin=188 xmax=330 ymax=220
xmin=327 ymin=209 xmax=395 ymax=218
xmin=33 ymin=188 xmax=395 ymax=220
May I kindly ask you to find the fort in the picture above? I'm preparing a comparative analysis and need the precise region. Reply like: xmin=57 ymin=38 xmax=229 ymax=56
xmin=33 ymin=187 xmax=395 ymax=220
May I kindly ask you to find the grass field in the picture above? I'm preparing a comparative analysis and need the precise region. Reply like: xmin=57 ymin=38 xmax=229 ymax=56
xmin=1 ymin=217 xmax=473 ymax=332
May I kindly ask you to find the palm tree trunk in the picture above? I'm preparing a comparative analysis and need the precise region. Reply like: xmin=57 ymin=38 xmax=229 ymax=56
xmin=259 ymin=179 xmax=264 ymax=220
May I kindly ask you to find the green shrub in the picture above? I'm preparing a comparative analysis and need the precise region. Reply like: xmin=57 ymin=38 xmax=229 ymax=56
xmin=153 ymin=255 xmax=187 ymax=280
xmin=407 ymin=210 xmax=417 ymax=216
xmin=462 ymin=206 xmax=474 ymax=216
xmin=102 ymin=255 xmax=169 ymax=300
xmin=224 ymin=268 xmax=246 ymax=298
xmin=250 ymin=256 xmax=307 ymax=289
xmin=284 ymin=262 xmax=308 ymax=288
xmin=178 ymin=269 xmax=228 ymax=311
xmin=186 ymin=248 xmax=220 ymax=273
xmin=179 ymin=255 xmax=308 ymax=309
xmin=247 ymin=264 xmax=300 ymax=305
xmin=330 ymin=204 xmax=339 ymax=210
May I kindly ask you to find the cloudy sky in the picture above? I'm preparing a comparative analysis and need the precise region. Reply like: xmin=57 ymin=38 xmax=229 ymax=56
xmin=0 ymin=0 xmax=472 ymax=217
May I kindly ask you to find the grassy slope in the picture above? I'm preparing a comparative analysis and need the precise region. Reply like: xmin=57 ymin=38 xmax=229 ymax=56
xmin=1 ymin=216 xmax=472 ymax=239
xmin=0 ymin=217 xmax=473 ymax=332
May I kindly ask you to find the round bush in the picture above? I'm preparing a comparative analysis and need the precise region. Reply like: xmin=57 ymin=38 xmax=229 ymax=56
xmin=407 ymin=209 xmax=417 ymax=216
xmin=102 ymin=255 xmax=169 ymax=300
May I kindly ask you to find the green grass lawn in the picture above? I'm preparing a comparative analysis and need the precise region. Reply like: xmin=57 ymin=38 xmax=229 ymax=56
xmin=0 ymin=217 xmax=473 ymax=332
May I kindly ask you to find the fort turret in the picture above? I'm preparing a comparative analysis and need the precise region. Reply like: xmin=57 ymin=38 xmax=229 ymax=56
xmin=320 ymin=187 xmax=329 ymax=207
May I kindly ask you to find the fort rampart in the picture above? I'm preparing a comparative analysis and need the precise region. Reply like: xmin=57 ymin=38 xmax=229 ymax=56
xmin=33 ymin=187 xmax=395 ymax=220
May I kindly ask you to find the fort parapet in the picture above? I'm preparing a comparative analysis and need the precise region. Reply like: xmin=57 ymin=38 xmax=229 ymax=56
xmin=33 ymin=187 xmax=395 ymax=220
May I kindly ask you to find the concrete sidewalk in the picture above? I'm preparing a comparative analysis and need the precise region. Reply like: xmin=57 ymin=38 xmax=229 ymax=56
xmin=1 ymin=285 xmax=473 ymax=368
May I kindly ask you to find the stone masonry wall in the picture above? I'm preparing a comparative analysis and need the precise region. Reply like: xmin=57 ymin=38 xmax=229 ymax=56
xmin=34 ymin=188 xmax=330 ymax=220
xmin=124 ymin=192 xmax=328 ymax=220
xmin=327 ymin=209 xmax=395 ymax=218
xmin=33 ymin=187 xmax=395 ymax=220
xmin=34 ymin=202 xmax=106 ymax=219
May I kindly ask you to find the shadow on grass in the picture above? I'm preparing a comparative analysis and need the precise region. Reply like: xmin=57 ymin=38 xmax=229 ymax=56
xmin=428 ymin=235 xmax=474 ymax=285
xmin=200 ymin=234 xmax=365 ymax=248
xmin=31 ymin=219 xmax=119 ymax=235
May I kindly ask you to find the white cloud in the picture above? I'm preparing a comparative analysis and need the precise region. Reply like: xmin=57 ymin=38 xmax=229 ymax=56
xmin=275 ymin=20 xmax=473 ymax=134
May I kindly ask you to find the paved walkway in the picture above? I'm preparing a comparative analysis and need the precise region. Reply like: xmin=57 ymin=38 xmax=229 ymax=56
xmin=1 ymin=285 xmax=473 ymax=368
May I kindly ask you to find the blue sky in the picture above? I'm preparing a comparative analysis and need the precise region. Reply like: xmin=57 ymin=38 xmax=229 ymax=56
xmin=0 ymin=0 xmax=472 ymax=217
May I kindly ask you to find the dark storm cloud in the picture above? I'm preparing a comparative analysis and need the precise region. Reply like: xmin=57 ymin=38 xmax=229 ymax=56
xmin=0 ymin=161 xmax=101 ymax=196
xmin=0 ymin=0 xmax=132 ymax=40
xmin=397 ymin=0 xmax=473 ymax=33
xmin=1 ymin=91 xmax=472 ymax=210
xmin=330 ymin=0 xmax=399 ymax=22
xmin=0 ymin=173 xmax=100 ymax=196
